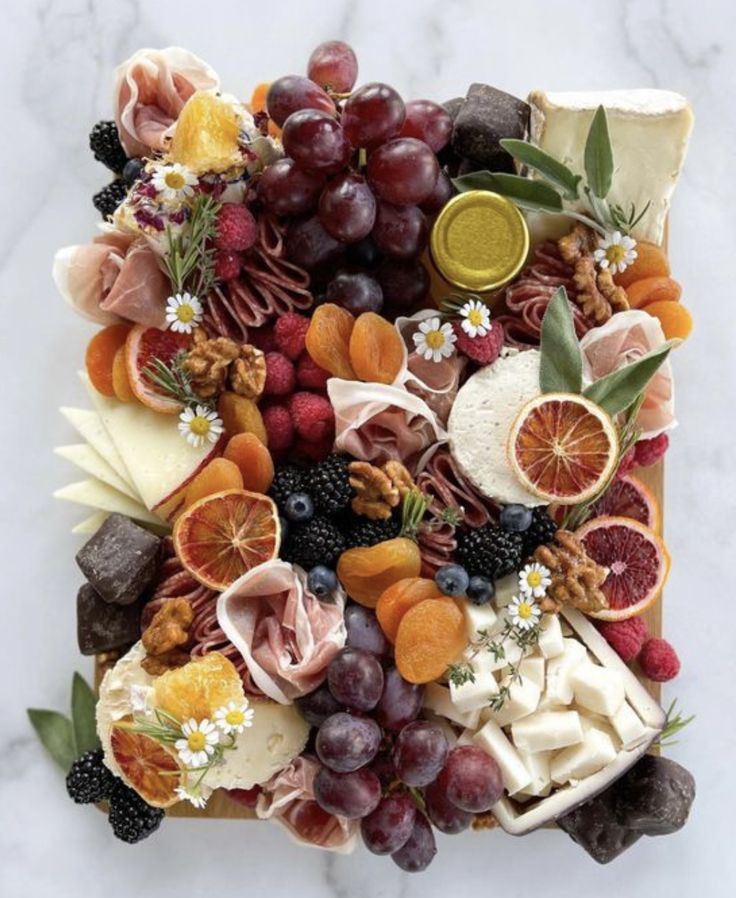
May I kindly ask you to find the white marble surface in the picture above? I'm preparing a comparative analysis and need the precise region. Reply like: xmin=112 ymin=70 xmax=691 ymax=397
xmin=1 ymin=0 xmax=733 ymax=895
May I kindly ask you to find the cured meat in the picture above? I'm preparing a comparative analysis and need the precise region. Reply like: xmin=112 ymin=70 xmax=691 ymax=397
xmin=418 ymin=519 xmax=457 ymax=578
xmin=98 ymin=238 xmax=169 ymax=327
xmin=416 ymin=447 xmax=496 ymax=528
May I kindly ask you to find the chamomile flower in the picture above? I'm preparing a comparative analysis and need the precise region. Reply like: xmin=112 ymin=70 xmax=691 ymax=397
xmin=151 ymin=162 xmax=198 ymax=202
xmin=165 ymin=292 xmax=203 ymax=334
xmin=214 ymin=700 xmax=255 ymax=735
xmin=508 ymin=594 xmax=542 ymax=631
xmin=459 ymin=298 xmax=491 ymax=337
xmin=412 ymin=317 xmax=457 ymax=363
xmin=178 ymin=405 xmax=224 ymax=449
xmin=593 ymin=231 xmax=638 ymax=275
xmin=518 ymin=562 xmax=552 ymax=599
xmin=175 ymin=718 xmax=220 ymax=769
xmin=174 ymin=786 xmax=207 ymax=809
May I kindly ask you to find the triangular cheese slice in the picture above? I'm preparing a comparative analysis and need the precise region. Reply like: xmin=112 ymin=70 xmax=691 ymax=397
xmin=71 ymin=511 xmax=109 ymax=535
xmin=59 ymin=407 xmax=137 ymax=493
xmin=55 ymin=444 xmax=140 ymax=501
xmin=54 ymin=478 xmax=162 ymax=525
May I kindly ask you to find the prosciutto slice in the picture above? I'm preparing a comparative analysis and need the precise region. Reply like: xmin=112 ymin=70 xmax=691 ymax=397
xmin=216 ymin=561 xmax=346 ymax=704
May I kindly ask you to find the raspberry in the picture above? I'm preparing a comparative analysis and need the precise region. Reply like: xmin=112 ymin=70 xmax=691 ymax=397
xmin=638 ymin=637 xmax=680 ymax=682
xmin=274 ymin=312 xmax=310 ymax=360
xmin=452 ymin=320 xmax=504 ymax=366
xmin=634 ymin=433 xmax=670 ymax=468
xmin=264 ymin=352 xmax=296 ymax=396
xmin=293 ymin=435 xmax=334 ymax=463
xmin=289 ymin=391 xmax=335 ymax=444
xmin=248 ymin=326 xmax=277 ymax=353
xmin=296 ymin=353 xmax=330 ymax=391
xmin=597 ymin=617 xmax=649 ymax=663
xmin=214 ymin=203 xmax=257 ymax=252
xmin=616 ymin=447 xmax=638 ymax=480
xmin=214 ymin=250 xmax=242 ymax=281
xmin=262 ymin=404 xmax=294 ymax=451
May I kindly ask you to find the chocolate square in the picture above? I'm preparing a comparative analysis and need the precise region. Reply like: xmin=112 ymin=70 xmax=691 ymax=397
xmin=77 ymin=583 xmax=143 ymax=655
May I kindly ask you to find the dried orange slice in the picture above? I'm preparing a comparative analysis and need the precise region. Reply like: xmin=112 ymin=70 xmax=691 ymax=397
xmin=173 ymin=489 xmax=280 ymax=590
xmin=153 ymin=653 xmax=245 ymax=722
xmin=589 ymin=474 xmax=660 ymax=532
xmin=110 ymin=722 xmax=181 ymax=808
xmin=507 ymin=393 xmax=619 ymax=505
xmin=168 ymin=91 xmax=241 ymax=175
xmin=125 ymin=324 xmax=191 ymax=414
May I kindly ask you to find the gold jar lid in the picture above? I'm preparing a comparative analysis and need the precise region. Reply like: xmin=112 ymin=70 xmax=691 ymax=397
xmin=430 ymin=190 xmax=529 ymax=292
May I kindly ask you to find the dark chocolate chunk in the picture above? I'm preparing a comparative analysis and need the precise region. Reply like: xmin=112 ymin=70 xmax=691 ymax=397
xmin=442 ymin=97 xmax=464 ymax=122
xmin=75 ymin=514 xmax=160 ymax=605
xmin=77 ymin=583 xmax=142 ymax=655
xmin=615 ymin=755 xmax=696 ymax=836
xmin=452 ymin=83 xmax=530 ymax=171
xmin=558 ymin=788 xmax=643 ymax=864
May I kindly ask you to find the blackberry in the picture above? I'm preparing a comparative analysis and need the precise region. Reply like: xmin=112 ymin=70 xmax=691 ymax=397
xmin=455 ymin=524 xmax=524 ymax=580
xmin=93 ymin=180 xmax=128 ymax=219
xmin=89 ymin=120 xmax=128 ymax=174
xmin=108 ymin=781 xmax=165 ymax=844
xmin=66 ymin=748 xmax=115 ymax=804
xmin=522 ymin=508 xmax=559 ymax=557
xmin=283 ymin=516 xmax=346 ymax=569
xmin=345 ymin=514 xmax=401 ymax=548
xmin=306 ymin=453 xmax=352 ymax=515
xmin=269 ymin=464 xmax=308 ymax=512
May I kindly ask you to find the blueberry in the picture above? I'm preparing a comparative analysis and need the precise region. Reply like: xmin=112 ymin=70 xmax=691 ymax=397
xmin=435 ymin=564 xmax=470 ymax=598
xmin=466 ymin=576 xmax=495 ymax=606
xmin=122 ymin=158 xmax=145 ymax=185
xmin=285 ymin=492 xmax=314 ymax=522
xmin=307 ymin=565 xmax=338 ymax=598
xmin=500 ymin=504 xmax=533 ymax=533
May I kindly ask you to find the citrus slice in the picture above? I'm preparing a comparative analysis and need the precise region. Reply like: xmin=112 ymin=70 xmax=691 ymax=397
xmin=507 ymin=393 xmax=619 ymax=505
xmin=168 ymin=91 xmax=241 ymax=175
xmin=576 ymin=515 xmax=670 ymax=621
xmin=109 ymin=722 xmax=181 ymax=808
xmin=589 ymin=474 xmax=660 ymax=531
xmin=153 ymin=653 xmax=245 ymax=722
xmin=125 ymin=324 xmax=191 ymax=414
xmin=173 ymin=489 xmax=280 ymax=590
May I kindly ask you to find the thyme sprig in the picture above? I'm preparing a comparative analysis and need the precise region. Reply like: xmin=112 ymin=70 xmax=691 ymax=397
xmin=163 ymin=194 xmax=221 ymax=298
xmin=141 ymin=350 xmax=213 ymax=410
xmin=657 ymin=699 xmax=695 ymax=748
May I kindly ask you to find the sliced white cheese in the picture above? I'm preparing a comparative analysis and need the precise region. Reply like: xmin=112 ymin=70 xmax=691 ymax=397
xmin=550 ymin=725 xmax=617 ymax=785
xmin=71 ymin=511 xmax=109 ymax=535
xmin=571 ymin=663 xmax=625 ymax=717
xmin=449 ymin=668 xmax=498 ymax=714
xmin=517 ymin=656 xmax=545 ymax=691
xmin=54 ymin=478 xmax=162 ymax=525
xmin=487 ymin=675 xmax=540 ymax=728
xmin=55 ymin=443 xmax=140 ymax=500
xmin=60 ymin=406 xmax=136 ymax=492
xmin=511 ymin=710 xmax=583 ymax=754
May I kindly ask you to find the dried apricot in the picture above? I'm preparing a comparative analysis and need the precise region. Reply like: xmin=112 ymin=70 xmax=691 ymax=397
xmin=184 ymin=457 xmax=244 ymax=508
xmin=223 ymin=432 xmax=274 ymax=493
xmin=305 ymin=303 xmax=357 ymax=380
xmin=85 ymin=324 xmax=131 ymax=397
xmin=395 ymin=598 xmax=467 ymax=684
xmin=376 ymin=577 xmax=443 ymax=643
xmin=112 ymin=345 xmax=136 ymax=402
xmin=644 ymin=301 xmax=693 ymax=341
xmin=218 ymin=391 xmax=268 ymax=444
xmin=349 ymin=312 xmax=404 ymax=384
xmin=250 ymin=82 xmax=281 ymax=138
xmin=614 ymin=241 xmax=670 ymax=288
xmin=625 ymin=276 xmax=682 ymax=310
xmin=337 ymin=538 xmax=422 ymax=608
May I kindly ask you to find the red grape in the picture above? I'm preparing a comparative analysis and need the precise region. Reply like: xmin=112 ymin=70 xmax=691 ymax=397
xmin=347 ymin=237 xmax=382 ymax=268
xmin=282 ymin=110 xmax=352 ymax=175
xmin=391 ymin=812 xmax=437 ymax=872
xmin=342 ymin=83 xmax=405 ymax=149
xmin=375 ymin=258 xmax=430 ymax=312
xmin=327 ymin=647 xmax=384 ymax=711
xmin=307 ymin=40 xmax=358 ymax=93
xmin=266 ymin=75 xmax=336 ymax=127
xmin=316 ymin=712 xmax=382 ymax=772
xmin=318 ymin=173 xmax=376 ymax=242
xmin=344 ymin=602 xmax=390 ymax=655
xmin=285 ymin=216 xmax=343 ymax=269
xmin=361 ymin=791 xmax=416 ymax=855
xmin=314 ymin=766 xmax=382 ymax=819
xmin=423 ymin=778 xmax=473 ymax=834
xmin=326 ymin=271 xmax=383 ymax=314
xmin=393 ymin=720 xmax=448 ymax=786
xmin=371 ymin=202 xmax=428 ymax=258
xmin=296 ymin=682 xmax=343 ymax=726
xmin=371 ymin=751 xmax=398 ymax=789
xmin=367 ymin=138 xmax=439 ymax=206
xmin=400 ymin=99 xmax=453 ymax=152
xmin=440 ymin=745 xmax=504 ymax=813
xmin=420 ymin=169 xmax=454 ymax=213
xmin=375 ymin=667 xmax=424 ymax=731
xmin=257 ymin=158 xmax=325 ymax=216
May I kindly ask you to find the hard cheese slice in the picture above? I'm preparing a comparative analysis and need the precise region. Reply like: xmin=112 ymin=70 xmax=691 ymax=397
xmin=60 ymin=407 xmax=137 ymax=494
xmin=71 ymin=511 xmax=110 ymax=535
xmin=55 ymin=443 xmax=140 ymax=501
xmin=54 ymin=478 xmax=162 ymax=525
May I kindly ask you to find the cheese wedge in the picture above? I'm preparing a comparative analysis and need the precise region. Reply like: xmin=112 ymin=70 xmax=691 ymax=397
xmin=60 ymin=407 xmax=137 ymax=493
xmin=71 ymin=511 xmax=110 ymax=535
xmin=55 ymin=444 xmax=140 ymax=500
xmin=54 ymin=478 xmax=162 ymax=525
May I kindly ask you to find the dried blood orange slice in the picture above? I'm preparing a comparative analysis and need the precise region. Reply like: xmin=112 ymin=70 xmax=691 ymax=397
xmin=173 ymin=489 xmax=281 ymax=591
xmin=589 ymin=474 xmax=660 ymax=531
xmin=125 ymin=324 xmax=191 ymax=414
xmin=576 ymin=515 xmax=670 ymax=621
xmin=110 ymin=723 xmax=181 ymax=808
xmin=507 ymin=393 xmax=619 ymax=505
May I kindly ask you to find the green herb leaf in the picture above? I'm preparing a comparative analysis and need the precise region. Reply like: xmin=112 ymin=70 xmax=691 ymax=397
xmin=452 ymin=172 xmax=563 ymax=213
xmin=27 ymin=709 xmax=77 ymax=771
xmin=500 ymin=139 xmax=582 ymax=200
xmin=584 ymin=106 xmax=614 ymax=199
xmin=71 ymin=673 xmax=99 ymax=756
xmin=583 ymin=341 xmax=675 ymax=416
xmin=539 ymin=287 xmax=583 ymax=394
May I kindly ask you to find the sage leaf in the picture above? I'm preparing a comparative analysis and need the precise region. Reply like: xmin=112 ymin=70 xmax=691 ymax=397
xmin=453 ymin=172 xmax=563 ymax=213
xmin=539 ymin=287 xmax=583 ymax=393
xmin=583 ymin=341 xmax=675 ymax=416
xmin=584 ymin=106 xmax=614 ymax=199
xmin=27 ymin=709 xmax=76 ymax=771
xmin=71 ymin=672 xmax=99 ymax=756
xmin=500 ymin=139 xmax=582 ymax=200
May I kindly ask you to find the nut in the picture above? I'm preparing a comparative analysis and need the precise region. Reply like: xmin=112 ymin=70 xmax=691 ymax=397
xmin=558 ymin=223 xmax=597 ymax=265
xmin=142 ymin=598 xmax=194 ymax=657
xmin=349 ymin=461 xmax=401 ymax=520
xmin=533 ymin=530 xmax=609 ymax=614
xmin=557 ymin=225 xmax=630 ymax=325
xmin=382 ymin=460 xmax=415 ymax=501
xmin=230 ymin=344 xmax=266 ymax=399
xmin=141 ymin=650 xmax=192 ymax=675
xmin=182 ymin=333 xmax=241 ymax=400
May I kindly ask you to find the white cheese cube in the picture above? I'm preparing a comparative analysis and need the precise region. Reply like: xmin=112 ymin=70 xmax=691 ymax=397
xmin=488 ymin=677 xmax=541 ymax=728
xmin=456 ymin=727 xmax=477 ymax=746
xmin=493 ymin=573 xmax=517 ymax=608
xmin=537 ymin=614 xmax=564 ymax=658
xmin=545 ymin=639 xmax=588 ymax=705
xmin=515 ymin=749 xmax=552 ymax=797
xmin=610 ymin=702 xmax=649 ymax=750
xmin=449 ymin=669 xmax=498 ymax=714
xmin=511 ymin=710 xmax=583 ymax=753
xmin=462 ymin=602 xmax=498 ymax=641
xmin=474 ymin=720 xmax=531 ymax=794
xmin=571 ymin=664 xmax=625 ymax=717
xmin=485 ymin=638 xmax=524 ymax=673
xmin=517 ymin=656 xmax=545 ymax=691
xmin=424 ymin=683 xmax=480 ymax=729
xmin=550 ymin=726 xmax=617 ymax=784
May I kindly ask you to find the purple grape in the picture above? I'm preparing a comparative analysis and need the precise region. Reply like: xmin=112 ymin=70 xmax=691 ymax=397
xmin=347 ymin=236 xmax=382 ymax=269
xmin=375 ymin=667 xmax=424 ymax=731
xmin=316 ymin=712 xmax=382 ymax=772
xmin=318 ymin=173 xmax=376 ymax=243
xmin=344 ymin=603 xmax=390 ymax=656
xmin=266 ymin=75 xmax=336 ymax=127
xmin=361 ymin=790 xmax=417 ymax=855
xmin=282 ymin=109 xmax=352 ymax=175
xmin=295 ymin=683 xmax=343 ymax=726
xmin=393 ymin=720 xmax=449 ymax=787
xmin=375 ymin=258 xmax=430 ymax=312
xmin=307 ymin=41 xmax=358 ymax=93
xmin=326 ymin=271 xmax=383 ymax=314
xmin=371 ymin=751 xmax=399 ymax=789
xmin=440 ymin=745 xmax=504 ymax=813
xmin=420 ymin=169 xmax=454 ymax=213
xmin=342 ymin=83 xmax=405 ymax=149
xmin=367 ymin=138 xmax=440 ymax=206
xmin=424 ymin=778 xmax=474 ymax=834
xmin=328 ymin=647 xmax=384 ymax=711
xmin=371 ymin=202 xmax=428 ymax=259
xmin=399 ymin=99 xmax=454 ymax=153
xmin=257 ymin=158 xmax=325 ymax=216
xmin=314 ymin=766 xmax=382 ymax=819
xmin=286 ymin=216 xmax=343 ymax=269
xmin=391 ymin=812 xmax=437 ymax=872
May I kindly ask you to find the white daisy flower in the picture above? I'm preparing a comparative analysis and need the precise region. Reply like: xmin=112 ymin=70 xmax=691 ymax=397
xmin=174 ymin=786 xmax=207 ymax=809
xmin=214 ymin=700 xmax=255 ymax=735
xmin=508 ymin=594 xmax=542 ymax=631
xmin=165 ymin=293 xmax=203 ymax=334
xmin=178 ymin=405 xmax=224 ymax=449
xmin=593 ymin=230 xmax=638 ymax=275
xmin=518 ymin=562 xmax=552 ymax=599
xmin=459 ymin=298 xmax=491 ymax=337
xmin=151 ymin=162 xmax=198 ymax=202
xmin=412 ymin=317 xmax=457 ymax=363
xmin=175 ymin=718 xmax=220 ymax=768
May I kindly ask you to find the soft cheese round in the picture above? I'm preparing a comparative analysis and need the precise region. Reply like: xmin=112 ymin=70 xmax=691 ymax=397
xmin=448 ymin=349 xmax=545 ymax=506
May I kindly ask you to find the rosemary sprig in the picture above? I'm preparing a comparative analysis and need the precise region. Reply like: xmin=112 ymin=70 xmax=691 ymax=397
xmin=164 ymin=194 xmax=221 ymax=298
xmin=142 ymin=351 xmax=212 ymax=410
xmin=657 ymin=699 xmax=695 ymax=747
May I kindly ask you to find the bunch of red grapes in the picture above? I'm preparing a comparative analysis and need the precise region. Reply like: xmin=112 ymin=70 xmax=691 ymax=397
xmin=296 ymin=603 xmax=504 ymax=872
xmin=257 ymin=40 xmax=455 ymax=318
